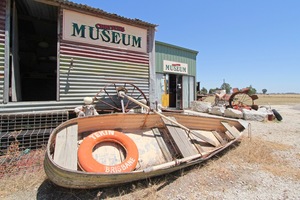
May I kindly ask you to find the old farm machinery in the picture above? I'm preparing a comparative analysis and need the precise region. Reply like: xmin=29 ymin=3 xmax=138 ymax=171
xmin=215 ymin=88 xmax=258 ymax=110
xmin=93 ymin=82 xmax=149 ymax=113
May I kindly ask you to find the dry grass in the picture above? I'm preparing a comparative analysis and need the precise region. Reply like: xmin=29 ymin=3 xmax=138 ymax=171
xmin=203 ymin=94 xmax=300 ymax=105
xmin=107 ymin=136 xmax=300 ymax=199
xmin=0 ymin=146 xmax=46 ymax=197
xmin=255 ymin=94 xmax=300 ymax=105
xmin=119 ymin=185 xmax=159 ymax=200
xmin=206 ymin=136 xmax=300 ymax=181
xmin=0 ymin=168 xmax=46 ymax=197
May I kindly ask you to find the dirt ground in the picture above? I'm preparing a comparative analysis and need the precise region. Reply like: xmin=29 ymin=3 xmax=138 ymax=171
xmin=1 ymin=103 xmax=300 ymax=200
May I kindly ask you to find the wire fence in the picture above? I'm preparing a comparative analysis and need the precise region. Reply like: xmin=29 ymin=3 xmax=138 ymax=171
xmin=0 ymin=111 xmax=69 ymax=178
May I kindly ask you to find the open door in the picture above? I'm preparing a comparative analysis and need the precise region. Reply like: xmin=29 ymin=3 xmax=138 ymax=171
xmin=169 ymin=74 xmax=182 ymax=109
xmin=10 ymin=0 xmax=58 ymax=101
xmin=175 ymin=75 xmax=182 ymax=109
xmin=11 ymin=1 xmax=22 ymax=101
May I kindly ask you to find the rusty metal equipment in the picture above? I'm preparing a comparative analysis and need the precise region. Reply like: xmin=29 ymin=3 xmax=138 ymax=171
xmin=228 ymin=88 xmax=258 ymax=110
xmin=93 ymin=82 xmax=149 ymax=113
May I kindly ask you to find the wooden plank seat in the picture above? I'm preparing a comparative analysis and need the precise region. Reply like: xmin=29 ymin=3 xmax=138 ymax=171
xmin=53 ymin=124 xmax=78 ymax=170
xmin=152 ymin=128 xmax=173 ymax=162
xmin=221 ymin=122 xmax=241 ymax=139
xmin=211 ymin=131 xmax=227 ymax=145
xmin=162 ymin=117 xmax=199 ymax=157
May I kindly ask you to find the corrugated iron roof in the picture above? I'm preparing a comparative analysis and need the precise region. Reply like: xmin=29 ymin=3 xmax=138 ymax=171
xmin=156 ymin=41 xmax=199 ymax=54
xmin=34 ymin=0 xmax=157 ymax=27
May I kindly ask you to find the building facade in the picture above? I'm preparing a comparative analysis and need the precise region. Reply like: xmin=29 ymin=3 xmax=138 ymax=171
xmin=0 ymin=0 xmax=156 ymax=113
xmin=0 ymin=0 xmax=199 ymax=152
xmin=155 ymin=41 xmax=198 ymax=109
xmin=1 ymin=0 xmax=199 ymax=114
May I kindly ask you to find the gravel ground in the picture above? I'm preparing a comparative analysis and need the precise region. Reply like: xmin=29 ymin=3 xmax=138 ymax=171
xmin=157 ymin=104 xmax=300 ymax=200
xmin=2 ymin=104 xmax=300 ymax=200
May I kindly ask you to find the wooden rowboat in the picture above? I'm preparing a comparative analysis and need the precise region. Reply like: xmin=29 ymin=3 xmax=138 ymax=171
xmin=44 ymin=112 xmax=248 ymax=189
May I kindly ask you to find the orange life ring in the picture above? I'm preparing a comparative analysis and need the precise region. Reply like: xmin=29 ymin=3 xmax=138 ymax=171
xmin=78 ymin=130 xmax=138 ymax=173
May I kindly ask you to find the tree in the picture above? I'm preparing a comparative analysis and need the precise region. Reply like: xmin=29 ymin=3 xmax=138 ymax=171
xmin=248 ymin=85 xmax=257 ymax=95
xmin=221 ymin=82 xmax=232 ymax=94
xmin=200 ymin=87 xmax=208 ymax=94
xmin=209 ymin=87 xmax=219 ymax=94
xmin=262 ymin=89 xmax=267 ymax=94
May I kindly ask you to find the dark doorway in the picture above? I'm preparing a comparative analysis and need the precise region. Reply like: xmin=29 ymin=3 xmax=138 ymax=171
xmin=11 ymin=0 xmax=58 ymax=101
xmin=168 ymin=74 xmax=182 ymax=109
xmin=169 ymin=74 xmax=176 ymax=107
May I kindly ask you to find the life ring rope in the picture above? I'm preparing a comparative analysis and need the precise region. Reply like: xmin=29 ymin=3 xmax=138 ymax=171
xmin=78 ymin=130 xmax=139 ymax=173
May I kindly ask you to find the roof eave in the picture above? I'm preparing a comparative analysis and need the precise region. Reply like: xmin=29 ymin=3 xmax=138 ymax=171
xmin=35 ymin=0 xmax=158 ymax=28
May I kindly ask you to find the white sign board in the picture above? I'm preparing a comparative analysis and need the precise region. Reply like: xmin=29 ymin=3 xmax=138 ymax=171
xmin=163 ymin=60 xmax=188 ymax=74
xmin=63 ymin=10 xmax=148 ymax=53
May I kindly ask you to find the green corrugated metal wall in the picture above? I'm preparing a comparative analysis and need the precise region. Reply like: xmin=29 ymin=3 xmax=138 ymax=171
xmin=155 ymin=41 xmax=198 ymax=76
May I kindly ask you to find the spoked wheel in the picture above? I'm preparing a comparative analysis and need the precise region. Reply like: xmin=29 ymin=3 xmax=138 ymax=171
xmin=229 ymin=88 xmax=258 ymax=110
xmin=93 ymin=82 xmax=148 ymax=113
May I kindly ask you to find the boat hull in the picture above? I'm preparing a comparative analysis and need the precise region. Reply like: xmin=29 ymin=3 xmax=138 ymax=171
xmin=44 ymin=113 xmax=246 ymax=189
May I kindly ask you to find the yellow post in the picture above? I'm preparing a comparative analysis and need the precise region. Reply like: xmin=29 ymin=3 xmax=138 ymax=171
xmin=162 ymin=94 xmax=169 ymax=107
xmin=161 ymin=78 xmax=169 ymax=107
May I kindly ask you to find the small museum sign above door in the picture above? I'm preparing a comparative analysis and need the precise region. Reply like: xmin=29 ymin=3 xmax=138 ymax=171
xmin=163 ymin=60 xmax=188 ymax=74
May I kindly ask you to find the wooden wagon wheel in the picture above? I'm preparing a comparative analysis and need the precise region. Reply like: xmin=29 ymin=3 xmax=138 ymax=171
xmin=93 ymin=82 xmax=149 ymax=113
xmin=228 ymin=88 xmax=258 ymax=110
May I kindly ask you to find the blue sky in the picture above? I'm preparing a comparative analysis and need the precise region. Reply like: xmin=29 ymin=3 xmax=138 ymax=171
xmin=71 ymin=0 xmax=300 ymax=93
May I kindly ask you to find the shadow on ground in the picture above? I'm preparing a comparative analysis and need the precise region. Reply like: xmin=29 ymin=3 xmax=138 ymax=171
xmin=36 ymin=172 xmax=181 ymax=200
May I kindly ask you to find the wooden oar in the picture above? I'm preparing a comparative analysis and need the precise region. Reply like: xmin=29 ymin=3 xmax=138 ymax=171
xmin=143 ymin=153 xmax=204 ymax=173
xmin=143 ymin=146 xmax=224 ymax=172
xmin=118 ymin=91 xmax=217 ymax=147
